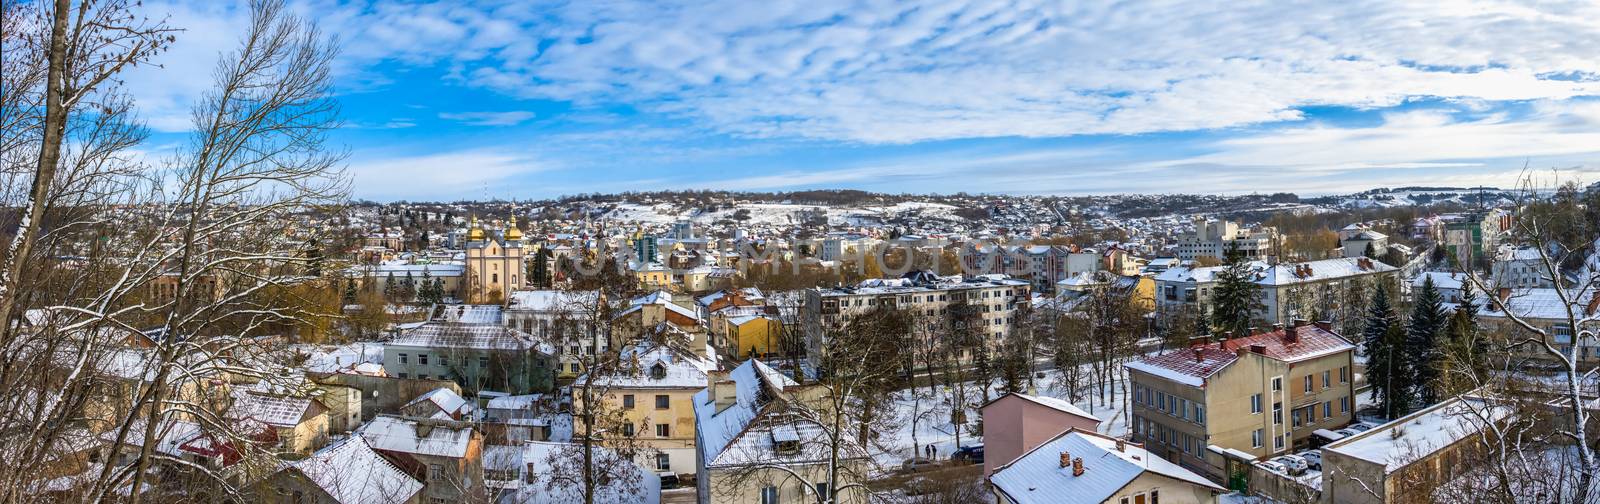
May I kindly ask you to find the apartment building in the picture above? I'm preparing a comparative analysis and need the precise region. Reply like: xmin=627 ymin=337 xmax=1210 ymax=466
xmin=1124 ymin=321 xmax=1357 ymax=481
xmin=802 ymin=272 xmax=1031 ymax=363
xmin=1480 ymin=288 xmax=1600 ymax=367
xmin=1154 ymin=257 xmax=1398 ymax=325
xmin=1174 ymin=219 xmax=1279 ymax=262
xmin=383 ymin=310 xmax=557 ymax=395
xmin=505 ymin=290 xmax=606 ymax=380
xmin=1491 ymin=246 xmax=1556 ymax=289
xmin=577 ymin=341 xmax=714 ymax=478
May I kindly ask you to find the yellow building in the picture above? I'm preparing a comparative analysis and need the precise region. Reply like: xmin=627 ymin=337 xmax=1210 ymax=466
xmin=725 ymin=315 xmax=782 ymax=359
xmin=465 ymin=215 xmax=524 ymax=304
xmin=574 ymin=342 xmax=714 ymax=477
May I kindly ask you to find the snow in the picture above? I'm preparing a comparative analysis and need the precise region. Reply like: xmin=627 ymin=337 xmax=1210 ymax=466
xmin=300 ymin=342 xmax=385 ymax=373
xmin=581 ymin=341 xmax=713 ymax=389
xmin=1124 ymin=360 xmax=1207 ymax=387
xmin=358 ymin=415 xmax=476 ymax=458
xmin=403 ymin=387 xmax=479 ymax=419
xmin=228 ymin=389 xmax=314 ymax=428
xmin=694 ymin=359 xmax=805 ymax=467
xmin=1324 ymin=396 xmax=1511 ymax=472
xmin=505 ymin=441 xmax=662 ymax=504
xmin=289 ymin=436 xmax=422 ymax=504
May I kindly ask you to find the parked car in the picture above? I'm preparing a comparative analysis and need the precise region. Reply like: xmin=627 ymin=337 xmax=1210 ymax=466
xmin=1334 ymin=428 xmax=1361 ymax=437
xmin=658 ymin=473 xmax=680 ymax=489
xmin=1274 ymin=455 xmax=1309 ymax=475
xmin=900 ymin=456 xmax=936 ymax=473
xmin=951 ymin=445 xmax=985 ymax=464
xmin=1256 ymin=460 xmax=1288 ymax=474
xmin=1348 ymin=422 xmax=1377 ymax=432
xmin=1297 ymin=450 xmax=1323 ymax=471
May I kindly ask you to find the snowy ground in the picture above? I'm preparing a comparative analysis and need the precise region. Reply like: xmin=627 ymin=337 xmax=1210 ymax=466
xmin=296 ymin=342 xmax=385 ymax=373
xmin=873 ymin=363 xmax=1132 ymax=471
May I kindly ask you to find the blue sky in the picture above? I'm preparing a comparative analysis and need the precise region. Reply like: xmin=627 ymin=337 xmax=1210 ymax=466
xmin=125 ymin=0 xmax=1600 ymax=201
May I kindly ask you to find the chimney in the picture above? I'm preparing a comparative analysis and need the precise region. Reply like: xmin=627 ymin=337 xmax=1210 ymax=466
xmin=1292 ymin=318 xmax=1309 ymax=328
xmin=1222 ymin=331 xmax=1234 ymax=341
xmin=1116 ymin=439 xmax=1126 ymax=452
xmin=712 ymin=377 xmax=738 ymax=413
xmin=1283 ymin=325 xmax=1299 ymax=344
xmin=1248 ymin=326 xmax=1259 ymax=336
xmin=1494 ymin=287 xmax=1512 ymax=312
xmin=1314 ymin=320 xmax=1332 ymax=332
xmin=1072 ymin=457 xmax=1085 ymax=477
xmin=1272 ymin=323 xmax=1284 ymax=332
xmin=1191 ymin=347 xmax=1204 ymax=362
xmin=1060 ymin=451 xmax=1071 ymax=468
xmin=1250 ymin=344 xmax=1267 ymax=355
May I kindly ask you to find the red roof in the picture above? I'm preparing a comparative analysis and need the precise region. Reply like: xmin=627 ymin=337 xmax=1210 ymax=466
xmin=1130 ymin=324 xmax=1353 ymax=384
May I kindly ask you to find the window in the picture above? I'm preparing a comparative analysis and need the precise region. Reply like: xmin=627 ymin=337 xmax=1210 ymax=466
xmin=428 ymin=463 xmax=443 ymax=481
xmin=656 ymin=453 xmax=671 ymax=471
xmin=1151 ymin=490 xmax=1159 ymax=504
xmin=1324 ymin=401 xmax=1332 ymax=418
xmin=1275 ymin=434 xmax=1286 ymax=451
xmin=1250 ymin=394 xmax=1262 ymax=414
xmin=1273 ymin=402 xmax=1282 ymax=425
xmin=815 ymin=483 xmax=829 ymax=498
xmin=419 ymin=354 xmax=429 ymax=366
xmin=760 ymin=485 xmax=780 ymax=504
xmin=1272 ymin=376 xmax=1282 ymax=392
xmin=1304 ymin=375 xmax=1313 ymax=393
xmin=1196 ymin=405 xmax=1206 ymax=424
xmin=1292 ymin=409 xmax=1302 ymax=427
xmin=397 ymin=373 xmax=408 ymax=379
xmin=657 ymin=424 xmax=670 ymax=437
xmin=418 ymin=374 xmax=428 ymax=380
xmin=399 ymin=353 xmax=408 ymax=364
xmin=1340 ymin=396 xmax=1350 ymax=413
xmin=1323 ymin=370 xmax=1332 ymax=388
xmin=1340 ymin=366 xmax=1349 ymax=383
xmin=1180 ymin=399 xmax=1190 ymax=420
xmin=622 ymin=423 xmax=635 ymax=437
xmin=623 ymin=394 xmax=635 ymax=409
xmin=479 ymin=356 xmax=489 ymax=368
xmin=1252 ymin=429 xmax=1263 ymax=448
xmin=656 ymin=394 xmax=670 ymax=409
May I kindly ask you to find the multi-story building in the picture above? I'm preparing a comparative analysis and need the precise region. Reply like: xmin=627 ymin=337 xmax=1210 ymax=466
xmin=464 ymin=215 xmax=524 ymax=303
xmin=1154 ymin=257 xmax=1398 ymax=325
xmin=988 ymin=429 xmax=1225 ymax=504
xmin=383 ymin=307 xmax=556 ymax=395
xmin=1491 ymin=245 xmax=1556 ymax=289
xmin=1124 ymin=321 xmax=1357 ymax=481
xmin=1442 ymin=210 xmax=1510 ymax=265
xmin=505 ymin=290 xmax=606 ymax=380
xmin=578 ymin=341 xmax=714 ymax=478
xmin=1174 ymin=219 xmax=1278 ymax=262
xmin=358 ymin=415 xmax=486 ymax=502
xmin=1480 ymin=287 xmax=1600 ymax=367
xmin=802 ymin=272 xmax=1031 ymax=363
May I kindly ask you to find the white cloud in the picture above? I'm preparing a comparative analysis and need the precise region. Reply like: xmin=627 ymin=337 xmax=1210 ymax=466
xmin=437 ymin=111 xmax=537 ymax=126
xmin=347 ymin=149 xmax=551 ymax=200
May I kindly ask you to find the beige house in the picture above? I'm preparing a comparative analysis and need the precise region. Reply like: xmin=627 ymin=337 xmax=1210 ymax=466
xmin=227 ymin=388 xmax=330 ymax=456
xmin=1479 ymin=288 xmax=1600 ymax=367
xmin=465 ymin=215 xmax=524 ymax=303
xmin=577 ymin=341 xmax=714 ymax=477
xmin=989 ymin=428 xmax=1224 ymax=504
xmin=1125 ymin=321 xmax=1356 ymax=482
xmin=359 ymin=415 xmax=487 ymax=502
xmin=694 ymin=359 xmax=868 ymax=504
xmin=980 ymin=392 xmax=1102 ymax=477
xmin=258 ymin=436 xmax=422 ymax=504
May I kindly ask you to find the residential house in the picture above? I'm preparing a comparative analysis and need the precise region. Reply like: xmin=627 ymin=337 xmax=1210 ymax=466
xmin=491 ymin=441 xmax=663 ymax=504
xmin=579 ymin=341 xmax=714 ymax=477
xmin=1174 ymin=219 xmax=1278 ymax=262
xmin=803 ymin=272 xmax=1030 ymax=364
xmin=401 ymin=388 xmax=481 ymax=421
xmin=981 ymin=392 xmax=1102 ymax=477
xmin=505 ymin=289 xmax=607 ymax=380
xmin=1155 ymin=257 xmax=1398 ymax=326
xmin=988 ymin=429 xmax=1225 ymax=504
xmin=227 ymin=388 xmax=330 ymax=456
xmin=1479 ymin=288 xmax=1600 ymax=367
xmin=1124 ymin=321 xmax=1357 ymax=481
xmin=1492 ymin=246 xmax=1556 ymax=289
xmin=694 ymin=359 xmax=869 ymax=504
xmin=359 ymin=415 xmax=486 ymax=502
xmin=383 ymin=315 xmax=556 ymax=395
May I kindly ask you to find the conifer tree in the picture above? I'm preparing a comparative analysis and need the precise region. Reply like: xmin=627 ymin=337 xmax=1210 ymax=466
xmin=1441 ymin=281 xmax=1487 ymax=394
xmin=383 ymin=271 xmax=398 ymax=301
xmin=401 ymin=272 xmax=417 ymax=302
xmin=1405 ymin=276 xmax=1447 ymax=406
xmin=1362 ymin=284 xmax=1411 ymax=419
xmin=1210 ymin=242 xmax=1263 ymax=338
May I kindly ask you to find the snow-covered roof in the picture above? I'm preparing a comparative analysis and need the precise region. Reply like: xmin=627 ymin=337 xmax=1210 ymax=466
xmin=695 ymin=359 xmax=812 ymax=467
xmin=1413 ymin=271 xmax=1465 ymax=291
xmin=1125 ymin=324 xmax=1354 ymax=387
xmin=989 ymin=430 xmax=1223 ymax=503
xmin=289 ymin=436 xmax=422 ymax=504
xmin=1479 ymin=288 xmax=1598 ymax=321
xmin=1156 ymin=257 xmax=1395 ymax=286
xmin=508 ymin=290 xmax=599 ymax=312
xmin=431 ymin=304 xmax=504 ymax=324
xmin=358 ymin=415 xmax=476 ymax=459
xmin=582 ymin=341 xmax=713 ymax=389
xmin=1001 ymin=393 xmax=1101 ymax=423
xmin=506 ymin=441 xmax=662 ymax=504
xmin=403 ymin=387 xmax=478 ymax=419
xmin=388 ymin=322 xmax=553 ymax=354
xmin=1324 ymin=396 xmax=1511 ymax=473
xmin=486 ymin=393 xmax=546 ymax=410
xmin=228 ymin=390 xmax=318 ymax=428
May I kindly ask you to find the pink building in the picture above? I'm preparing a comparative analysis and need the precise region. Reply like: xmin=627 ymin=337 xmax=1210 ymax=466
xmin=981 ymin=392 xmax=1102 ymax=477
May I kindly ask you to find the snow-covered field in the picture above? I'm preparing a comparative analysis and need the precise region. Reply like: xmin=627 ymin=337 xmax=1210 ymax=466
xmin=599 ymin=201 xmax=960 ymax=227
xmin=873 ymin=364 xmax=1132 ymax=471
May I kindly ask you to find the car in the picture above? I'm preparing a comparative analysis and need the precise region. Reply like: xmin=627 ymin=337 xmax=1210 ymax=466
xmin=951 ymin=445 xmax=985 ymax=464
xmin=1348 ymin=422 xmax=1376 ymax=432
xmin=1274 ymin=455 xmax=1309 ymax=475
xmin=1334 ymin=428 xmax=1361 ymax=438
xmin=1255 ymin=460 xmax=1288 ymax=474
xmin=900 ymin=456 xmax=936 ymax=473
xmin=1297 ymin=450 xmax=1323 ymax=471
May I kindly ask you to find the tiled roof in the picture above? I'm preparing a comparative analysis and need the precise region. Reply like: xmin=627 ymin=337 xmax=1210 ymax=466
xmin=1125 ymin=324 xmax=1353 ymax=386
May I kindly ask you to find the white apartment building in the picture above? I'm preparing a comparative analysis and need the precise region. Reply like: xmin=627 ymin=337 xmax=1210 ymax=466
xmin=1155 ymin=257 xmax=1398 ymax=325
xmin=802 ymin=272 xmax=1031 ymax=364
xmin=1174 ymin=219 xmax=1278 ymax=262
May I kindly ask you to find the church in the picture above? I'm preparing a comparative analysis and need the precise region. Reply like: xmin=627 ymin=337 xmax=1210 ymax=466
xmin=465 ymin=214 xmax=525 ymax=303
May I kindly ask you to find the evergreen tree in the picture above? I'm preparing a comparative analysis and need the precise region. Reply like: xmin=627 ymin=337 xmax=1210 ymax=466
xmin=1363 ymin=286 xmax=1412 ymax=419
xmin=418 ymin=269 xmax=437 ymax=304
xmin=1363 ymin=242 xmax=1378 ymax=259
xmin=531 ymin=247 xmax=553 ymax=288
xmin=343 ymin=278 xmax=357 ymax=305
xmin=431 ymin=278 xmax=445 ymax=303
xmin=383 ymin=272 xmax=397 ymax=301
xmin=1405 ymin=276 xmax=1447 ymax=406
xmin=401 ymin=272 xmax=417 ymax=302
xmin=1210 ymin=243 xmax=1264 ymax=338
xmin=1442 ymin=281 xmax=1488 ymax=394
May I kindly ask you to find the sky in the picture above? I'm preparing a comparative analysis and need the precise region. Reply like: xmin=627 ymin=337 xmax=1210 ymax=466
xmin=121 ymin=0 xmax=1600 ymax=201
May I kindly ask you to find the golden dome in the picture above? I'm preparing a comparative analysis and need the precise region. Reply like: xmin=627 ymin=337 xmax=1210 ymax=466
xmin=467 ymin=214 xmax=486 ymax=241
xmin=505 ymin=214 xmax=523 ymax=241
